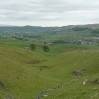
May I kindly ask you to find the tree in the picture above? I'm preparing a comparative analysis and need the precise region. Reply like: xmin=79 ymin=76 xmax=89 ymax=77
xmin=43 ymin=45 xmax=49 ymax=52
xmin=30 ymin=44 xmax=36 ymax=51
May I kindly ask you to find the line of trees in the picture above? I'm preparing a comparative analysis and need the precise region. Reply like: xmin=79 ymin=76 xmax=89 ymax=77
xmin=72 ymin=27 xmax=88 ymax=31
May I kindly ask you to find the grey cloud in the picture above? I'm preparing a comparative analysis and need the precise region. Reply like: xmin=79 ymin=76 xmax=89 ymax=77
xmin=0 ymin=0 xmax=99 ymax=26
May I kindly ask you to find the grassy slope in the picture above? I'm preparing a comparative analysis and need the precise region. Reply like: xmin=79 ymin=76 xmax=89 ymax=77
xmin=0 ymin=44 xmax=58 ymax=99
xmin=0 ymin=44 xmax=99 ymax=99
xmin=0 ymin=39 xmax=31 ymax=48
xmin=42 ymin=50 xmax=99 ymax=99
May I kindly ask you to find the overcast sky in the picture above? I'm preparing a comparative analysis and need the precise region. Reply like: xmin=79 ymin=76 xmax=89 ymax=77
xmin=0 ymin=0 xmax=99 ymax=26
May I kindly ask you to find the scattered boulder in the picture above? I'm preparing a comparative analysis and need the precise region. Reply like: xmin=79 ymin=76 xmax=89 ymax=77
xmin=73 ymin=69 xmax=86 ymax=76
xmin=37 ymin=92 xmax=43 ymax=99
xmin=0 ymin=81 xmax=8 ymax=89
xmin=73 ymin=70 xmax=81 ymax=76
xmin=23 ymin=47 xmax=30 ymax=50
xmin=90 ymin=78 xmax=99 ymax=84
xmin=4 ymin=94 xmax=14 ymax=99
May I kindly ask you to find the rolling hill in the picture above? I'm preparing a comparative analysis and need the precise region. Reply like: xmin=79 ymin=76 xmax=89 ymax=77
xmin=0 ymin=44 xmax=56 ymax=99
xmin=42 ymin=49 xmax=99 ymax=99
xmin=0 ymin=43 xmax=99 ymax=99
xmin=1 ymin=23 xmax=99 ymax=44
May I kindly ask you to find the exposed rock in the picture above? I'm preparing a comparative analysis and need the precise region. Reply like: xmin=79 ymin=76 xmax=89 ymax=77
xmin=0 ymin=81 xmax=8 ymax=89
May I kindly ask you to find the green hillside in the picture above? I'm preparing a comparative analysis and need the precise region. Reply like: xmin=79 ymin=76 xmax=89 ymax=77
xmin=41 ymin=50 xmax=99 ymax=99
xmin=0 ymin=44 xmax=99 ymax=99
xmin=0 ymin=44 xmax=56 ymax=99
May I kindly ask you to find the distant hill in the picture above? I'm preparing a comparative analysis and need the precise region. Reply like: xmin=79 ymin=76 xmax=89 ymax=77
xmin=1 ymin=23 xmax=99 ymax=44
xmin=0 ymin=23 xmax=99 ymax=33
xmin=55 ymin=24 xmax=99 ymax=31
xmin=0 ymin=26 xmax=59 ymax=33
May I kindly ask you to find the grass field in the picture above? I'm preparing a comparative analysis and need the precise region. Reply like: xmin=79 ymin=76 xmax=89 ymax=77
xmin=0 ymin=42 xmax=99 ymax=99
xmin=1 ymin=38 xmax=99 ymax=56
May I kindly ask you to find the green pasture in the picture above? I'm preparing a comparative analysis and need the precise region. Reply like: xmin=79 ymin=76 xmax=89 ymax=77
xmin=1 ymin=38 xmax=99 ymax=57
xmin=0 ymin=38 xmax=31 ymax=48
xmin=0 ymin=43 xmax=99 ymax=98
